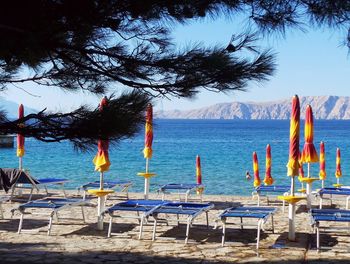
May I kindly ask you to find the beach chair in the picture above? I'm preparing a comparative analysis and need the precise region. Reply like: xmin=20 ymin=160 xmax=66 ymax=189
xmin=217 ymin=206 xmax=277 ymax=250
xmin=105 ymin=199 xmax=168 ymax=239
xmin=78 ymin=180 xmax=132 ymax=199
xmin=253 ymin=185 xmax=290 ymax=210
xmin=317 ymin=187 xmax=350 ymax=209
xmin=12 ymin=197 xmax=92 ymax=235
xmin=150 ymin=202 xmax=214 ymax=243
xmin=157 ymin=183 xmax=204 ymax=202
xmin=310 ymin=208 xmax=350 ymax=251
xmin=0 ymin=168 xmax=68 ymax=201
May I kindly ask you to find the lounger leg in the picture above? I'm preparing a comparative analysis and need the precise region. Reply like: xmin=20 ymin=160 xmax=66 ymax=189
xmin=18 ymin=213 xmax=24 ymax=234
xmin=257 ymin=194 xmax=260 ymax=206
xmin=282 ymin=200 xmax=285 ymax=213
xmin=55 ymin=212 xmax=59 ymax=222
xmin=139 ymin=217 xmax=144 ymax=240
xmin=61 ymin=184 xmax=67 ymax=198
xmin=81 ymin=206 xmax=86 ymax=223
xmin=185 ymin=190 xmax=190 ymax=202
xmin=152 ymin=215 xmax=158 ymax=241
xmin=176 ymin=214 xmax=179 ymax=226
xmin=256 ymin=220 xmax=262 ymax=251
xmin=221 ymin=219 xmax=226 ymax=246
xmin=240 ymin=217 xmax=243 ymax=230
xmin=206 ymin=212 xmax=209 ymax=229
xmin=271 ymin=215 xmax=275 ymax=233
xmin=0 ymin=203 xmax=3 ymax=219
xmin=83 ymin=191 xmax=87 ymax=200
xmin=319 ymin=196 xmax=323 ymax=209
xmin=346 ymin=196 xmax=350 ymax=210
xmin=185 ymin=218 xmax=190 ymax=244
xmin=44 ymin=185 xmax=49 ymax=195
xmin=28 ymin=188 xmax=34 ymax=201
xmin=48 ymin=215 xmax=53 ymax=236
xmin=107 ymin=217 xmax=113 ymax=238
xmin=316 ymin=223 xmax=320 ymax=252
xmin=161 ymin=192 xmax=165 ymax=201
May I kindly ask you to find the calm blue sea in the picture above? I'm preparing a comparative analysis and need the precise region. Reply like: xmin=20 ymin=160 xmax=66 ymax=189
xmin=1 ymin=119 xmax=350 ymax=196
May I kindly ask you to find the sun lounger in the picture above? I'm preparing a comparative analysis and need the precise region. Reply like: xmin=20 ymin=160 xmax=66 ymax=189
xmin=317 ymin=187 xmax=350 ymax=209
xmin=151 ymin=202 xmax=213 ymax=243
xmin=217 ymin=206 xmax=277 ymax=250
xmin=253 ymin=185 xmax=290 ymax=206
xmin=78 ymin=180 xmax=132 ymax=199
xmin=158 ymin=183 xmax=204 ymax=202
xmin=310 ymin=208 xmax=350 ymax=251
xmin=105 ymin=199 xmax=168 ymax=239
xmin=13 ymin=197 xmax=91 ymax=235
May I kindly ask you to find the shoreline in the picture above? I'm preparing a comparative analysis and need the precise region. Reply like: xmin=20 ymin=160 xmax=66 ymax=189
xmin=1 ymin=190 xmax=350 ymax=263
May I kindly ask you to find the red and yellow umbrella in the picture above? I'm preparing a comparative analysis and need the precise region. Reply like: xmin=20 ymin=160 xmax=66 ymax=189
xmin=253 ymin=152 xmax=261 ymax=187
xmin=335 ymin=148 xmax=342 ymax=178
xmin=301 ymin=105 xmax=318 ymax=165
xmin=319 ymin=142 xmax=326 ymax=180
xmin=287 ymin=95 xmax=300 ymax=178
xmin=196 ymin=155 xmax=202 ymax=185
xmin=298 ymin=153 xmax=305 ymax=179
xmin=263 ymin=144 xmax=274 ymax=185
xmin=93 ymin=97 xmax=111 ymax=174
xmin=17 ymin=104 xmax=25 ymax=170
xmin=143 ymin=104 xmax=153 ymax=159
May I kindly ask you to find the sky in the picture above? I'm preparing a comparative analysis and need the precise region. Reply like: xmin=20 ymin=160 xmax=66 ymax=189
xmin=2 ymin=16 xmax=350 ymax=112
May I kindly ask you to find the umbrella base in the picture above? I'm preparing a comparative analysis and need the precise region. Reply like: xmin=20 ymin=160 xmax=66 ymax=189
xmin=87 ymin=189 xmax=115 ymax=197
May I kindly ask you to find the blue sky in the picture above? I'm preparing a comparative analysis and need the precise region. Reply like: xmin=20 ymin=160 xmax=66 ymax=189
xmin=2 ymin=17 xmax=350 ymax=112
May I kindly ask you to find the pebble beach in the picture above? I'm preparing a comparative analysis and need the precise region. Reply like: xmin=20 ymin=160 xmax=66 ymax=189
xmin=1 ymin=190 xmax=350 ymax=264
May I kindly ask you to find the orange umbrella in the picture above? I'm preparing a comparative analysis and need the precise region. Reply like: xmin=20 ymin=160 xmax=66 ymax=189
xmin=196 ymin=155 xmax=202 ymax=185
xmin=335 ymin=148 xmax=342 ymax=187
xmin=253 ymin=152 xmax=261 ymax=187
xmin=263 ymin=144 xmax=274 ymax=185
xmin=286 ymin=95 xmax=300 ymax=242
xmin=17 ymin=104 xmax=25 ymax=170
xmin=319 ymin=142 xmax=326 ymax=187
xmin=93 ymin=97 xmax=111 ymax=177
xmin=301 ymin=105 xmax=319 ymax=168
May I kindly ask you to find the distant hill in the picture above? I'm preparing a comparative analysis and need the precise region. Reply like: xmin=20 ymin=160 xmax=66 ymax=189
xmin=155 ymin=96 xmax=350 ymax=120
xmin=0 ymin=97 xmax=38 ymax=119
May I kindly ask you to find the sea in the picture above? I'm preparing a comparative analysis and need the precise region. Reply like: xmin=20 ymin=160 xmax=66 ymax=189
xmin=1 ymin=119 xmax=350 ymax=196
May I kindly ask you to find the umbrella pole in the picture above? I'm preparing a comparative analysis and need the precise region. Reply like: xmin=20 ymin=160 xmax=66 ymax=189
xmin=144 ymin=158 xmax=150 ymax=200
xmin=322 ymin=180 xmax=324 ymax=189
xmin=288 ymin=176 xmax=296 ymax=241
xmin=97 ymin=172 xmax=105 ymax=230
xmin=306 ymin=163 xmax=312 ymax=208
xmin=19 ymin=157 xmax=23 ymax=171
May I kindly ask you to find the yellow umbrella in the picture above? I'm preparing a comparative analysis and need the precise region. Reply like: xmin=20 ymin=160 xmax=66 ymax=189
xmin=263 ymin=144 xmax=274 ymax=185
xmin=319 ymin=142 xmax=326 ymax=188
xmin=334 ymin=148 xmax=342 ymax=187
xmin=253 ymin=152 xmax=261 ymax=187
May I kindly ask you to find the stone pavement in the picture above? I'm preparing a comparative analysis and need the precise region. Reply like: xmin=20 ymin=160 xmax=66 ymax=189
xmin=0 ymin=190 xmax=350 ymax=263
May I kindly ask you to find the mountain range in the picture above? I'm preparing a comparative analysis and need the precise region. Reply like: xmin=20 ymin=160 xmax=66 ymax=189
xmin=0 ymin=97 xmax=38 ymax=119
xmin=155 ymin=96 xmax=350 ymax=120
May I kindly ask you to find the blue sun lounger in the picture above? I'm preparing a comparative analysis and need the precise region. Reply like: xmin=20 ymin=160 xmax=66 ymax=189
xmin=317 ymin=187 xmax=350 ymax=209
xmin=78 ymin=180 xmax=132 ymax=199
xmin=151 ymin=202 xmax=214 ymax=243
xmin=158 ymin=183 xmax=204 ymax=202
xmin=253 ymin=185 xmax=290 ymax=210
xmin=218 ymin=206 xmax=277 ymax=250
xmin=310 ymin=208 xmax=350 ymax=251
xmin=105 ymin=199 xmax=168 ymax=239
xmin=13 ymin=197 xmax=91 ymax=235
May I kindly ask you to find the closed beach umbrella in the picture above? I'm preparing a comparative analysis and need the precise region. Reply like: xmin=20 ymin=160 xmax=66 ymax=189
xmin=263 ymin=144 xmax=274 ymax=185
xmin=17 ymin=104 xmax=25 ymax=170
xmin=335 ymin=148 xmax=342 ymax=187
xmin=286 ymin=95 xmax=300 ymax=241
xmin=92 ymin=96 xmax=111 ymax=230
xmin=319 ymin=142 xmax=326 ymax=188
xmin=298 ymin=153 xmax=305 ymax=179
xmin=196 ymin=155 xmax=202 ymax=185
xmin=301 ymin=105 xmax=319 ymax=168
xmin=93 ymin=97 xmax=111 ymax=177
xmin=253 ymin=152 xmax=261 ymax=187
xmin=142 ymin=103 xmax=154 ymax=199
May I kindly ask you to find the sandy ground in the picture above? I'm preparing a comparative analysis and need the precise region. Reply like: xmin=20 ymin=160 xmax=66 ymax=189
xmin=1 ymin=189 xmax=350 ymax=263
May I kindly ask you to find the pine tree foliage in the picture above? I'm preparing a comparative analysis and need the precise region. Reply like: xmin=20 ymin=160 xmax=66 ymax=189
xmin=0 ymin=0 xmax=349 ymax=149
